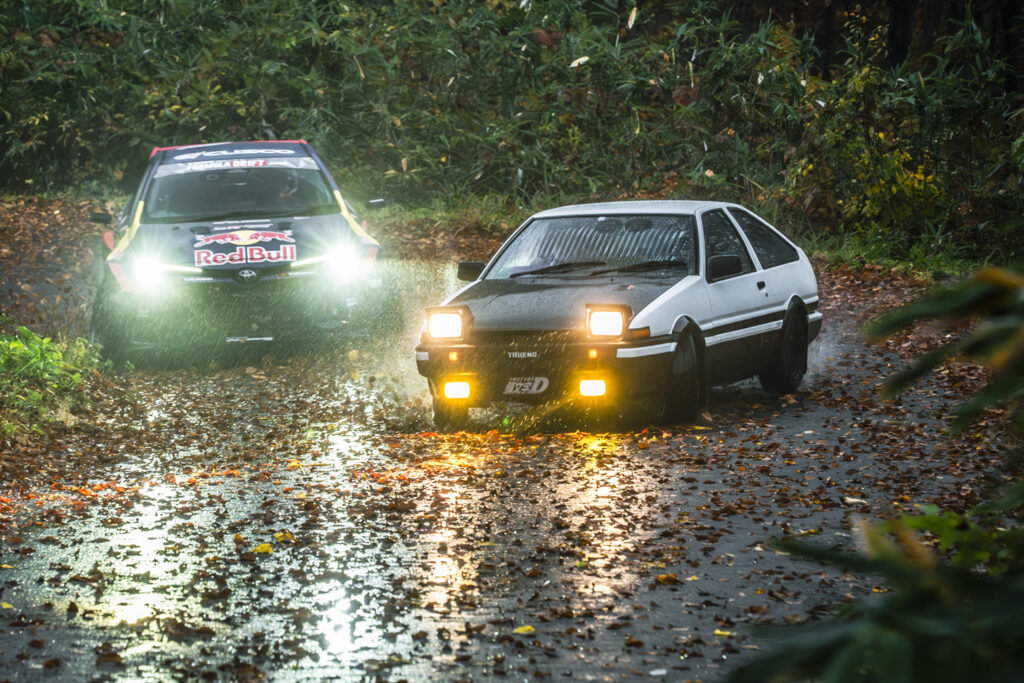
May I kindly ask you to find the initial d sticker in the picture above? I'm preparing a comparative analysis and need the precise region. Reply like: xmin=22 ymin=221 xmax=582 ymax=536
xmin=503 ymin=377 xmax=550 ymax=395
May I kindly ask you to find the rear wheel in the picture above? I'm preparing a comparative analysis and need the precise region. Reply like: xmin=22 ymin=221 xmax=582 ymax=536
xmin=432 ymin=398 xmax=469 ymax=431
xmin=656 ymin=333 xmax=702 ymax=424
xmin=759 ymin=311 xmax=808 ymax=394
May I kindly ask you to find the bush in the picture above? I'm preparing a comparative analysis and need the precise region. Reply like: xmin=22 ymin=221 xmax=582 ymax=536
xmin=0 ymin=318 xmax=104 ymax=441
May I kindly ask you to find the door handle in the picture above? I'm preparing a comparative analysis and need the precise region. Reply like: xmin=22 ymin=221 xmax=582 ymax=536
xmin=756 ymin=281 xmax=766 ymax=290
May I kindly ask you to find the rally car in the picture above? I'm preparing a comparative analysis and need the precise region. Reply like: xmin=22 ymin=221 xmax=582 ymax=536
xmin=91 ymin=140 xmax=388 ymax=358
xmin=415 ymin=200 xmax=822 ymax=428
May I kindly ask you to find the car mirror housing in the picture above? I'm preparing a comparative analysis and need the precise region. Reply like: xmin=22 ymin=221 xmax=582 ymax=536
xmin=457 ymin=261 xmax=486 ymax=282
xmin=707 ymin=254 xmax=742 ymax=281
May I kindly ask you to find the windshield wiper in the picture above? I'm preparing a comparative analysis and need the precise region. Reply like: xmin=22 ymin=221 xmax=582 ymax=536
xmin=509 ymin=260 xmax=606 ymax=278
xmin=589 ymin=259 xmax=689 ymax=275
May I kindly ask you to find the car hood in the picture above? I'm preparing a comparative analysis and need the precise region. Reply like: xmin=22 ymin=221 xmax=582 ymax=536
xmin=119 ymin=214 xmax=361 ymax=270
xmin=447 ymin=278 xmax=673 ymax=332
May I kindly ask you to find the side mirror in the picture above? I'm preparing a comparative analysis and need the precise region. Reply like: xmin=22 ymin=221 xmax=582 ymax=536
xmin=91 ymin=211 xmax=113 ymax=225
xmin=707 ymin=254 xmax=742 ymax=281
xmin=457 ymin=261 xmax=486 ymax=282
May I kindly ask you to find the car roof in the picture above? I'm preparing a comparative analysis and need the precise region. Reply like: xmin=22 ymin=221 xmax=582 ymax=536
xmin=531 ymin=199 xmax=740 ymax=218
xmin=150 ymin=140 xmax=313 ymax=161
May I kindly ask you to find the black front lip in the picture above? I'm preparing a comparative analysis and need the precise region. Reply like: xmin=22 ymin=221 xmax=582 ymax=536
xmin=416 ymin=334 xmax=677 ymax=406
xmin=100 ymin=272 xmax=377 ymax=345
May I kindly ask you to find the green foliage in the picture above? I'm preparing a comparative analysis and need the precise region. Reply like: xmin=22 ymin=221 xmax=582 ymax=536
xmin=0 ymin=317 xmax=103 ymax=439
xmin=731 ymin=266 xmax=1024 ymax=682
xmin=0 ymin=0 xmax=1021 ymax=262
xmin=778 ymin=11 xmax=1024 ymax=260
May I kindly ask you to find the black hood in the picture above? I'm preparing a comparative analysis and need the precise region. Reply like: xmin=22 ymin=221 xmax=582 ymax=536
xmin=123 ymin=214 xmax=357 ymax=270
xmin=448 ymin=278 xmax=672 ymax=331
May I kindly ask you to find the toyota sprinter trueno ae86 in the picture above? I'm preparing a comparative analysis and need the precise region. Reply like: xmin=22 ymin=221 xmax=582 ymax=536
xmin=415 ymin=200 xmax=822 ymax=428
xmin=91 ymin=140 xmax=386 ymax=358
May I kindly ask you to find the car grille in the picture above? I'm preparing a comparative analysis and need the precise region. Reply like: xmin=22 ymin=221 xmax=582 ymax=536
xmin=467 ymin=329 xmax=582 ymax=347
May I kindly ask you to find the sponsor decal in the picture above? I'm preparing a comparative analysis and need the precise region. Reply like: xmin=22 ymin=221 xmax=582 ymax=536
xmin=194 ymin=244 xmax=296 ymax=267
xmin=507 ymin=350 xmax=538 ymax=359
xmin=185 ymin=159 xmax=268 ymax=172
xmin=504 ymin=377 xmax=550 ymax=395
xmin=173 ymin=149 xmax=297 ymax=160
xmin=193 ymin=230 xmax=294 ymax=248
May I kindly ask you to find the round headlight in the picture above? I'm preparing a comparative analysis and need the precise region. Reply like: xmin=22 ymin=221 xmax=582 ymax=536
xmin=130 ymin=256 xmax=165 ymax=291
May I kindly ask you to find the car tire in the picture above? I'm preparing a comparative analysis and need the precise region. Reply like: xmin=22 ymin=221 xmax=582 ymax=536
xmin=432 ymin=398 xmax=469 ymax=430
xmin=657 ymin=332 xmax=702 ymax=424
xmin=759 ymin=310 xmax=808 ymax=394
xmin=89 ymin=285 xmax=125 ymax=362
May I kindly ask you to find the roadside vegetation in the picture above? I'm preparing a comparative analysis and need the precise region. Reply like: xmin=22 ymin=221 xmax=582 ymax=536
xmin=1 ymin=0 xmax=1021 ymax=270
xmin=0 ymin=317 xmax=106 ymax=445
xmin=730 ymin=265 xmax=1024 ymax=681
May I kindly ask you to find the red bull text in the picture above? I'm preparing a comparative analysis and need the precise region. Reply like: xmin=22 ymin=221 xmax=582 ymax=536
xmin=194 ymin=245 xmax=297 ymax=267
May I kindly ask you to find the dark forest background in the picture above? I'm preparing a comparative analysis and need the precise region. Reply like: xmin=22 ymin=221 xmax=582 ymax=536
xmin=1 ymin=0 xmax=1022 ymax=262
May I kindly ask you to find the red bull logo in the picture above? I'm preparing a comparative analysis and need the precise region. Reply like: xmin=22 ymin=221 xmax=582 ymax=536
xmin=194 ymin=244 xmax=297 ymax=267
xmin=193 ymin=230 xmax=294 ymax=248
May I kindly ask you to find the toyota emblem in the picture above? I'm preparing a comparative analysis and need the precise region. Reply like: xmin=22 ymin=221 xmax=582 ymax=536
xmin=237 ymin=269 xmax=258 ymax=284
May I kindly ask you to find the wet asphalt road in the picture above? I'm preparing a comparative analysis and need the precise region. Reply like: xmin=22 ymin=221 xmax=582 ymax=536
xmin=0 ymin=260 xmax=1007 ymax=682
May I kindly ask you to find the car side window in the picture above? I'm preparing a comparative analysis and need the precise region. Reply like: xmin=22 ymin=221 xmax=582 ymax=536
xmin=702 ymin=209 xmax=755 ymax=277
xmin=728 ymin=208 xmax=799 ymax=269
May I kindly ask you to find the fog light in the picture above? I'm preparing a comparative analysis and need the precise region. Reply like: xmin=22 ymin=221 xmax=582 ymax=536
xmin=443 ymin=381 xmax=471 ymax=399
xmin=579 ymin=379 xmax=606 ymax=397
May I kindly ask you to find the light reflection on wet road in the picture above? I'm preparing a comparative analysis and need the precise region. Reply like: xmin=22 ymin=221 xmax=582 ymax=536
xmin=0 ymin=260 xmax=1008 ymax=681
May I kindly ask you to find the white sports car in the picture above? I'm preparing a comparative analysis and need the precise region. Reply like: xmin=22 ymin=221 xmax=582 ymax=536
xmin=415 ymin=200 xmax=822 ymax=428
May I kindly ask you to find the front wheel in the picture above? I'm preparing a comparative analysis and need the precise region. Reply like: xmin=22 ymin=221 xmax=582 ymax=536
xmin=759 ymin=312 xmax=808 ymax=394
xmin=89 ymin=286 xmax=125 ymax=362
xmin=656 ymin=333 xmax=702 ymax=424
xmin=432 ymin=398 xmax=469 ymax=431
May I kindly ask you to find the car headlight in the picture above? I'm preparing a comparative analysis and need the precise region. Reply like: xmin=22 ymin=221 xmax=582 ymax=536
xmin=129 ymin=256 xmax=200 ymax=292
xmin=425 ymin=306 xmax=473 ymax=341
xmin=586 ymin=305 xmax=629 ymax=338
xmin=292 ymin=242 xmax=372 ymax=281
xmin=428 ymin=312 xmax=463 ymax=339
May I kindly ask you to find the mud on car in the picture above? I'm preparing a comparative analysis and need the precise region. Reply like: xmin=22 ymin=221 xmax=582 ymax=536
xmin=415 ymin=200 xmax=822 ymax=428
xmin=91 ymin=140 xmax=391 ymax=359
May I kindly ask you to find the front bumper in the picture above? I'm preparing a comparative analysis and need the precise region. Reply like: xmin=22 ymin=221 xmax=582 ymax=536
xmin=415 ymin=332 xmax=677 ymax=407
xmin=98 ymin=270 xmax=382 ymax=347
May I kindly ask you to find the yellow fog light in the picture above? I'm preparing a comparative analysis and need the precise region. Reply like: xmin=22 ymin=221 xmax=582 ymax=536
xmin=579 ymin=379 xmax=607 ymax=397
xmin=443 ymin=381 xmax=471 ymax=399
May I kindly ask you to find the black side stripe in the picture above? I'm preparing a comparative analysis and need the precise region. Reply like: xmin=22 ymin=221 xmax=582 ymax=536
xmin=704 ymin=309 xmax=785 ymax=338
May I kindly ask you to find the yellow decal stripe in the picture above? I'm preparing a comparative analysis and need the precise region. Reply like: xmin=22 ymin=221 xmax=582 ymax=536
xmin=334 ymin=190 xmax=379 ymax=246
xmin=107 ymin=202 xmax=145 ymax=261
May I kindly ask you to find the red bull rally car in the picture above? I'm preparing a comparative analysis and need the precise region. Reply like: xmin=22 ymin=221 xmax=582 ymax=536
xmin=91 ymin=140 xmax=387 ymax=358
xmin=416 ymin=200 xmax=822 ymax=428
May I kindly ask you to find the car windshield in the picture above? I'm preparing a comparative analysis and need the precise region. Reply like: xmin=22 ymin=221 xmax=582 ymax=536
xmin=487 ymin=214 xmax=698 ymax=279
xmin=141 ymin=165 xmax=337 ymax=223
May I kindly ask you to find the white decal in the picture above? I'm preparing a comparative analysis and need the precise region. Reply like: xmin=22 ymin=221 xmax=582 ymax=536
xmin=173 ymin=149 xmax=297 ymax=160
xmin=194 ymin=245 xmax=296 ymax=267
xmin=504 ymin=377 xmax=550 ymax=395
